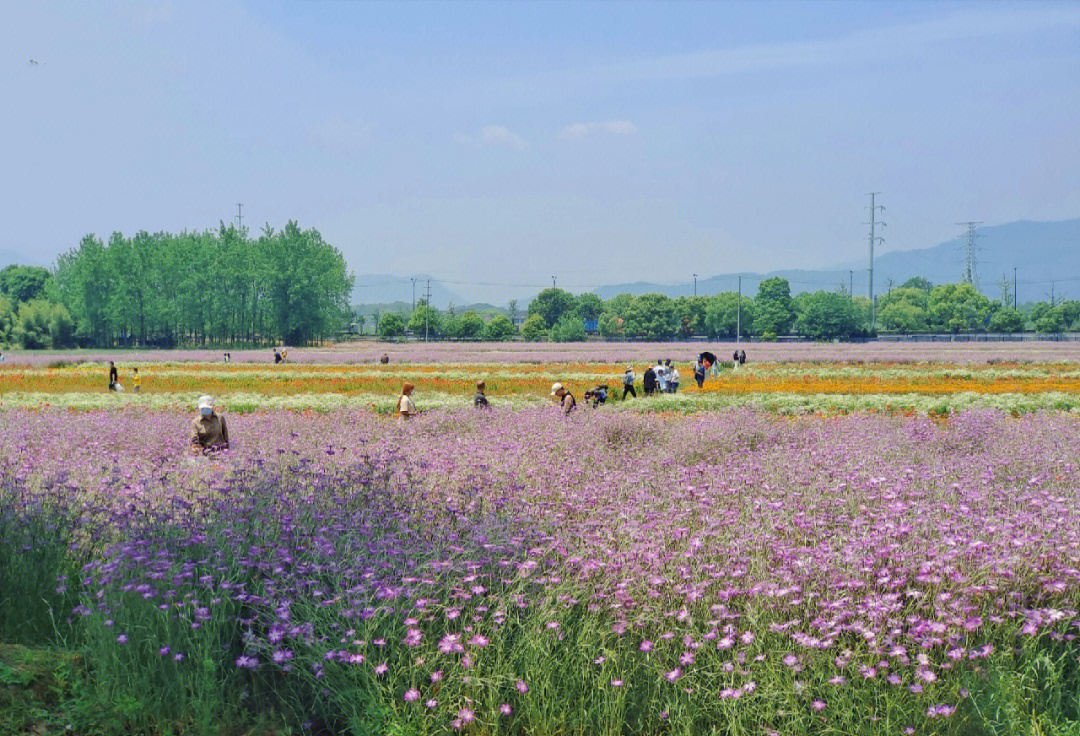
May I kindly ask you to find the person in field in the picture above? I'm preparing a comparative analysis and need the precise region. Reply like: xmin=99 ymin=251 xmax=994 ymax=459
xmin=550 ymin=382 xmax=576 ymax=415
xmin=693 ymin=359 xmax=706 ymax=388
xmin=133 ymin=367 xmax=141 ymax=394
xmin=397 ymin=382 xmax=418 ymax=420
xmin=655 ymin=359 xmax=668 ymax=393
xmin=642 ymin=364 xmax=656 ymax=396
xmin=274 ymin=349 xmax=282 ymax=364
xmin=740 ymin=349 xmax=747 ymax=366
xmin=622 ymin=365 xmax=636 ymax=399
xmin=380 ymin=353 xmax=390 ymax=364
xmin=108 ymin=361 xmax=118 ymax=390
xmin=191 ymin=395 xmax=229 ymax=453
xmin=474 ymin=380 xmax=489 ymax=408
xmin=668 ymin=363 xmax=680 ymax=393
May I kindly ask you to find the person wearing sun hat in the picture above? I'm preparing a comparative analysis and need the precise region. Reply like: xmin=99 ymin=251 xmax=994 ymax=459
xmin=550 ymin=382 xmax=576 ymax=415
xmin=622 ymin=365 xmax=637 ymax=400
xmin=191 ymin=395 xmax=229 ymax=453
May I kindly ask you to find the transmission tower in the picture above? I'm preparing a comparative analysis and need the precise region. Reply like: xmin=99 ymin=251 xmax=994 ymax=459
xmin=866 ymin=193 xmax=885 ymax=330
xmin=957 ymin=222 xmax=982 ymax=288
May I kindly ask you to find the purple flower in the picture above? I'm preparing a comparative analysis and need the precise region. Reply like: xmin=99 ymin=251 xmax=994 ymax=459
xmin=403 ymin=688 xmax=420 ymax=702
xmin=235 ymin=655 xmax=258 ymax=669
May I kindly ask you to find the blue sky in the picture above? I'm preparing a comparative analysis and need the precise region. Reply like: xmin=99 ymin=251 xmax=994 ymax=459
xmin=3 ymin=0 xmax=1079 ymax=303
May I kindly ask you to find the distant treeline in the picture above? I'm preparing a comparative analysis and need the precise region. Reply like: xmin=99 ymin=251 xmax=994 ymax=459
xmin=0 ymin=223 xmax=353 ymax=349
xmin=372 ymin=277 xmax=1067 ymax=342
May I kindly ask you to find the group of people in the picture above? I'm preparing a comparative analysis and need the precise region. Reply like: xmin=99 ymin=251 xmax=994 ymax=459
xmin=106 ymin=361 xmax=141 ymax=393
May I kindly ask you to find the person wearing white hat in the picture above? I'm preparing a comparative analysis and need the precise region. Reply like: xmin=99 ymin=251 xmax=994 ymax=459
xmin=550 ymin=382 xmax=576 ymax=415
xmin=191 ymin=395 xmax=229 ymax=453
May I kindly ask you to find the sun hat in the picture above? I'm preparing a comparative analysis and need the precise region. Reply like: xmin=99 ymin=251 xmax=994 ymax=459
xmin=197 ymin=395 xmax=214 ymax=411
xmin=550 ymin=382 xmax=564 ymax=396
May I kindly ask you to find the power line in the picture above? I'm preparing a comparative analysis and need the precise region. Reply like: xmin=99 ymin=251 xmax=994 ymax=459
xmin=957 ymin=221 xmax=982 ymax=287
xmin=866 ymin=193 xmax=885 ymax=330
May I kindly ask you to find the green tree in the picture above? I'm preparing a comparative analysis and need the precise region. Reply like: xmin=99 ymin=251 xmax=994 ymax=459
xmin=528 ymin=288 xmax=577 ymax=328
xmin=988 ymin=307 xmax=1024 ymax=333
xmin=520 ymin=314 xmax=548 ymax=341
xmin=407 ymin=302 xmax=443 ymax=338
xmin=456 ymin=311 xmax=485 ymax=339
xmin=901 ymin=276 xmax=933 ymax=291
xmin=13 ymin=300 xmax=73 ymax=349
xmin=794 ymin=291 xmax=857 ymax=340
xmin=377 ymin=312 xmax=406 ymax=339
xmin=754 ymin=278 xmax=796 ymax=337
xmin=482 ymin=314 xmax=517 ymax=341
xmin=623 ymin=293 xmax=677 ymax=340
xmin=598 ymin=312 xmax=624 ymax=339
xmin=550 ymin=315 xmax=587 ymax=342
xmin=674 ymin=296 xmax=709 ymax=338
xmin=704 ymin=293 xmax=753 ymax=338
xmin=1035 ymin=306 xmax=1068 ymax=334
xmin=0 ymin=265 xmax=51 ymax=303
xmin=878 ymin=287 xmax=929 ymax=333
xmin=927 ymin=283 xmax=994 ymax=333
xmin=0 ymin=295 xmax=15 ymax=346
xmin=575 ymin=293 xmax=604 ymax=321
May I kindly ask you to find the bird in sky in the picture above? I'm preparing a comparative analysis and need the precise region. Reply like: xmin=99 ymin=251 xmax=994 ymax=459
xmin=28 ymin=59 xmax=39 ymax=66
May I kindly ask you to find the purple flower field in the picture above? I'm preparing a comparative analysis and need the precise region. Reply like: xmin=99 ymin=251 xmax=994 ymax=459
xmin=3 ymin=407 xmax=1080 ymax=734
xmin=6 ymin=339 xmax=1080 ymax=365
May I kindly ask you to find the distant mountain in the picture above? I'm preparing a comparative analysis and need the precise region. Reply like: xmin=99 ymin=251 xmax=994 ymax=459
xmin=352 ymin=274 xmax=467 ymax=309
xmin=593 ymin=219 xmax=1080 ymax=303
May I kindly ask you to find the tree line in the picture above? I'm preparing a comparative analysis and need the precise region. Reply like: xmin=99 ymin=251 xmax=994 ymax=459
xmin=374 ymin=277 xmax=1071 ymax=342
xmin=0 ymin=223 xmax=353 ymax=349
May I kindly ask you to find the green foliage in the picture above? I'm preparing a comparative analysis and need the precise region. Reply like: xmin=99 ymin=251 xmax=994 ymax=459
xmin=1036 ymin=306 xmax=1068 ymax=334
xmin=0 ymin=265 xmax=51 ymax=304
xmin=0 ymin=295 xmax=14 ymax=346
xmin=482 ymin=314 xmax=517 ymax=341
xmin=376 ymin=313 xmax=406 ymax=339
xmin=704 ymin=292 xmax=753 ymax=338
xmin=575 ymin=293 xmax=604 ymax=321
xmin=528 ymin=288 xmax=577 ymax=328
xmin=12 ymin=300 xmax=76 ymax=349
xmin=928 ymin=283 xmax=994 ymax=333
xmin=901 ymin=276 xmax=933 ymax=291
xmin=794 ymin=290 xmax=857 ymax=340
xmin=49 ymin=224 xmax=352 ymax=347
xmin=988 ymin=308 xmax=1025 ymax=333
xmin=444 ymin=311 xmax=485 ymax=339
xmin=520 ymin=313 xmax=548 ymax=341
xmin=674 ymin=296 xmax=709 ymax=337
xmin=878 ymin=287 xmax=930 ymax=333
xmin=549 ymin=314 xmax=587 ymax=342
xmin=406 ymin=302 xmax=443 ymax=337
xmin=597 ymin=312 xmax=623 ymax=339
xmin=754 ymin=277 xmax=796 ymax=336
xmin=622 ymin=293 xmax=677 ymax=340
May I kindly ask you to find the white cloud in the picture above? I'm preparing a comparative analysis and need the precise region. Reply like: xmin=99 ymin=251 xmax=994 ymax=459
xmin=560 ymin=120 xmax=638 ymax=141
xmin=308 ymin=115 xmax=375 ymax=156
xmin=456 ymin=125 xmax=528 ymax=151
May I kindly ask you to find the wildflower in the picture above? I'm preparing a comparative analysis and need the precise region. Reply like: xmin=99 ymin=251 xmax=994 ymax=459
xmin=235 ymin=655 xmax=257 ymax=669
xmin=159 ymin=646 xmax=170 ymax=656
xmin=272 ymin=649 xmax=294 ymax=664
xmin=680 ymin=651 xmax=695 ymax=666
xmin=432 ymin=670 xmax=444 ymax=683
xmin=468 ymin=634 xmax=489 ymax=648
xmin=426 ymin=698 xmax=437 ymax=708
xmin=116 ymin=634 xmax=128 ymax=644
xmin=375 ymin=663 xmax=388 ymax=676
xmin=173 ymin=652 xmax=185 ymax=662
xmin=665 ymin=668 xmax=682 ymax=682
xmin=640 ymin=640 xmax=653 ymax=652
xmin=811 ymin=700 xmax=827 ymax=711
xmin=458 ymin=708 xmax=475 ymax=723
xmin=515 ymin=679 xmax=528 ymax=694
xmin=404 ymin=689 xmax=420 ymax=702
xmin=403 ymin=628 xmax=423 ymax=647
xmin=611 ymin=679 xmax=624 ymax=687
xmin=499 ymin=703 xmax=512 ymax=716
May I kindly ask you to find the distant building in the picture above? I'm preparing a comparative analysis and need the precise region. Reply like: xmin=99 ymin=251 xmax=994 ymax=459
xmin=584 ymin=319 xmax=599 ymax=334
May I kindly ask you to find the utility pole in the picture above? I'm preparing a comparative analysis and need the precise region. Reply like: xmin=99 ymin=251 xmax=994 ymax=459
xmin=411 ymin=278 xmax=417 ymax=313
xmin=866 ymin=193 xmax=885 ymax=331
xmin=957 ymin=222 xmax=982 ymax=288
xmin=1013 ymin=267 xmax=1017 ymax=310
xmin=736 ymin=275 xmax=742 ymax=344
xmin=693 ymin=273 xmax=697 ymax=297
xmin=424 ymin=280 xmax=432 ymax=341
xmin=849 ymin=270 xmax=854 ymax=300
xmin=552 ymin=276 xmax=557 ymax=289
xmin=235 ymin=203 xmax=243 ymax=230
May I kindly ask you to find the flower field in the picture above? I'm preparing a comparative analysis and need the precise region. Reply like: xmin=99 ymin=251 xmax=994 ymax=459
xmin=4 ymin=403 xmax=1080 ymax=735
xmin=4 ymin=345 xmax=1080 ymax=734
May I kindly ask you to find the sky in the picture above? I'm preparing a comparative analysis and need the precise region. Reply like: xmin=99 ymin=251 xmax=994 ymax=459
xmin=2 ymin=0 xmax=1079 ymax=304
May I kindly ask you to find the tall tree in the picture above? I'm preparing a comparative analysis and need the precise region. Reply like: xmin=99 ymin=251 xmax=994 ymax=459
xmin=754 ymin=278 xmax=796 ymax=337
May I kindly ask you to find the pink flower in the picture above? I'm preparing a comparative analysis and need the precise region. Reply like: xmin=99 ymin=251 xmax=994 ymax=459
xmin=375 ymin=662 xmax=388 ymax=676
xmin=515 ymin=679 xmax=528 ymax=694
xmin=665 ymin=668 xmax=682 ymax=682
xmin=499 ymin=703 xmax=512 ymax=716
xmin=458 ymin=708 xmax=475 ymax=723
xmin=639 ymin=640 xmax=653 ymax=652
xmin=425 ymin=698 xmax=438 ymax=709
xmin=431 ymin=670 xmax=443 ymax=683
xmin=404 ymin=688 xmax=420 ymax=702
xmin=610 ymin=679 xmax=624 ymax=687
xmin=811 ymin=700 xmax=827 ymax=711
